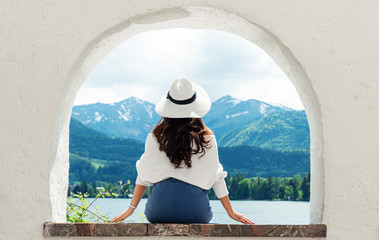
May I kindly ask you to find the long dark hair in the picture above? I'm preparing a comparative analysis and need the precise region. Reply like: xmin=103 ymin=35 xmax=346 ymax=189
xmin=152 ymin=117 xmax=212 ymax=168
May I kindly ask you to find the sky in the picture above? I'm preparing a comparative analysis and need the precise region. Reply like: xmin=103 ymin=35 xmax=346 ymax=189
xmin=74 ymin=29 xmax=304 ymax=110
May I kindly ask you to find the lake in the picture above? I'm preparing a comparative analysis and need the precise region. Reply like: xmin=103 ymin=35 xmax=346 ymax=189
xmin=83 ymin=198 xmax=309 ymax=224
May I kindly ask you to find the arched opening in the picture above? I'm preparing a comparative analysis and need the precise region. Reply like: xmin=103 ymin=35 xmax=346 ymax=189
xmin=51 ymin=6 xmax=323 ymax=224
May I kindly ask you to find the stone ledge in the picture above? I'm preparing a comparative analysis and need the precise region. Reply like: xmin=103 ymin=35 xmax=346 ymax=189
xmin=43 ymin=222 xmax=327 ymax=237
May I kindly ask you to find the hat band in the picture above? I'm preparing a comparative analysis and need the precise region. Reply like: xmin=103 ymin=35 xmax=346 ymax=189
xmin=166 ymin=91 xmax=197 ymax=105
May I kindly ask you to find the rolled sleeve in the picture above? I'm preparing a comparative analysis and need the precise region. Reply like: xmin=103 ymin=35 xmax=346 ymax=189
xmin=135 ymin=157 xmax=153 ymax=186
xmin=212 ymin=171 xmax=229 ymax=198
xmin=134 ymin=134 xmax=153 ymax=187
xmin=135 ymin=175 xmax=149 ymax=187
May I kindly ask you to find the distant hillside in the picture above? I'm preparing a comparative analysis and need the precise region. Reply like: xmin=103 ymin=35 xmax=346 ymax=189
xmin=219 ymin=146 xmax=309 ymax=177
xmin=69 ymin=118 xmax=144 ymax=183
xmin=202 ymin=95 xmax=290 ymax=140
xmin=219 ymin=110 xmax=310 ymax=150
xmin=69 ymin=118 xmax=310 ymax=184
xmin=71 ymin=95 xmax=310 ymax=151
xmin=69 ymin=118 xmax=144 ymax=161
xmin=72 ymin=97 xmax=161 ymax=142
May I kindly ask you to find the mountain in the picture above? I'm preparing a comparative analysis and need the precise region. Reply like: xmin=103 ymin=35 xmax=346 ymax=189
xmin=203 ymin=95 xmax=290 ymax=123
xmin=202 ymin=95 xmax=292 ymax=142
xmin=71 ymin=95 xmax=300 ymax=149
xmin=69 ymin=118 xmax=309 ymax=184
xmin=69 ymin=117 xmax=144 ymax=161
xmin=72 ymin=97 xmax=161 ymax=142
xmin=69 ymin=118 xmax=144 ymax=183
xmin=219 ymin=146 xmax=309 ymax=177
xmin=219 ymin=110 xmax=310 ymax=150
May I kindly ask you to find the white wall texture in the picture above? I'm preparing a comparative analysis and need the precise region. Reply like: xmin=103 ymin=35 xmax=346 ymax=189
xmin=0 ymin=0 xmax=378 ymax=239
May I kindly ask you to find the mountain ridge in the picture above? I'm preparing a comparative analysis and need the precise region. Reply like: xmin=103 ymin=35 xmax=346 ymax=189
xmin=72 ymin=95 xmax=306 ymax=150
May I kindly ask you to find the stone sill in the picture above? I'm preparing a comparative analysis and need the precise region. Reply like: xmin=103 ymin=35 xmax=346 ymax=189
xmin=44 ymin=222 xmax=327 ymax=237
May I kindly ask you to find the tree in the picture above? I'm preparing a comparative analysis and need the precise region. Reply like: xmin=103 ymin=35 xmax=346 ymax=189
xmin=237 ymin=179 xmax=251 ymax=199
xmin=278 ymin=185 xmax=286 ymax=199
xmin=80 ymin=180 xmax=89 ymax=194
xmin=87 ymin=185 xmax=95 ymax=197
xmin=301 ymin=172 xmax=310 ymax=201
xmin=250 ymin=178 xmax=259 ymax=200
xmin=266 ymin=176 xmax=277 ymax=200
xmin=289 ymin=175 xmax=302 ymax=200
xmin=284 ymin=185 xmax=293 ymax=200
xmin=229 ymin=174 xmax=245 ymax=200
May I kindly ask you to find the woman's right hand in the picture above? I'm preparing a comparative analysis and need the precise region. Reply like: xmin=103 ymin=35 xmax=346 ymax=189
xmin=228 ymin=210 xmax=255 ymax=225
xmin=110 ymin=207 xmax=135 ymax=223
xmin=110 ymin=184 xmax=147 ymax=223
xmin=219 ymin=195 xmax=255 ymax=225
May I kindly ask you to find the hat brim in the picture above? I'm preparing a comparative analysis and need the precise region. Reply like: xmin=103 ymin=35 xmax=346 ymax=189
xmin=155 ymin=82 xmax=211 ymax=118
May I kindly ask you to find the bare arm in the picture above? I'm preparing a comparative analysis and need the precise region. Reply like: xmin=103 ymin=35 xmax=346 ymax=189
xmin=130 ymin=184 xmax=148 ymax=208
xmin=110 ymin=184 xmax=148 ymax=223
xmin=219 ymin=195 xmax=255 ymax=225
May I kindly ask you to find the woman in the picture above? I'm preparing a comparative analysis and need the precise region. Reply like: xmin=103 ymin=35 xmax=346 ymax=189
xmin=110 ymin=78 xmax=254 ymax=225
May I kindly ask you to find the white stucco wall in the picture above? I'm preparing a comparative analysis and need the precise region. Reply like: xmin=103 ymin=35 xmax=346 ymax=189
xmin=1 ymin=0 xmax=378 ymax=239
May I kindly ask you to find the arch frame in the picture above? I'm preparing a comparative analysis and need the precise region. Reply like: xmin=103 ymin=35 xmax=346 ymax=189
xmin=51 ymin=6 xmax=324 ymax=224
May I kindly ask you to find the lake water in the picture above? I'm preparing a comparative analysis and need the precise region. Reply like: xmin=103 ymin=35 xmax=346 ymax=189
xmin=83 ymin=198 xmax=309 ymax=224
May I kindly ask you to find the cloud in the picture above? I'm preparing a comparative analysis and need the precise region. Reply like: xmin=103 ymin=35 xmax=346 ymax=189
xmin=74 ymin=87 xmax=119 ymax=106
xmin=83 ymin=29 xmax=206 ymax=87
xmin=229 ymin=76 xmax=304 ymax=110
xmin=74 ymin=29 xmax=304 ymax=110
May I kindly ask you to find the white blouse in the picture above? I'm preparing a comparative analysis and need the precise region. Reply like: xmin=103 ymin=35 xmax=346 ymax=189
xmin=135 ymin=133 xmax=229 ymax=198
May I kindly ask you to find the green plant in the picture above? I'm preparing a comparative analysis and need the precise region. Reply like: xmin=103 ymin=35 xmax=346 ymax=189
xmin=66 ymin=180 xmax=129 ymax=223
xmin=139 ymin=212 xmax=147 ymax=223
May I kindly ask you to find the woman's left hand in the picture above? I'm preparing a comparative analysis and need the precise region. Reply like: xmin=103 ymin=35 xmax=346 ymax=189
xmin=110 ymin=208 xmax=134 ymax=223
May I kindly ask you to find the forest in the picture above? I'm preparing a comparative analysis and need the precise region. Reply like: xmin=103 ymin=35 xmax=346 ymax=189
xmin=68 ymin=172 xmax=310 ymax=201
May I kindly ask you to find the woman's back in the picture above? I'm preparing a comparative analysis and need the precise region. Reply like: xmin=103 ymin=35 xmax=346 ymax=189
xmin=151 ymin=117 xmax=213 ymax=167
xmin=110 ymin=78 xmax=254 ymax=225
xmin=138 ymin=118 xmax=219 ymax=223
xmin=135 ymin=131 xmax=228 ymax=199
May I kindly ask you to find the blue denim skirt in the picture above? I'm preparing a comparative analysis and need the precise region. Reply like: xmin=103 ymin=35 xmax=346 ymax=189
xmin=144 ymin=177 xmax=213 ymax=223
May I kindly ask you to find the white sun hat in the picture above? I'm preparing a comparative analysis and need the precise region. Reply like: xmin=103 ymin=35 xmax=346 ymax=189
xmin=155 ymin=78 xmax=211 ymax=118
